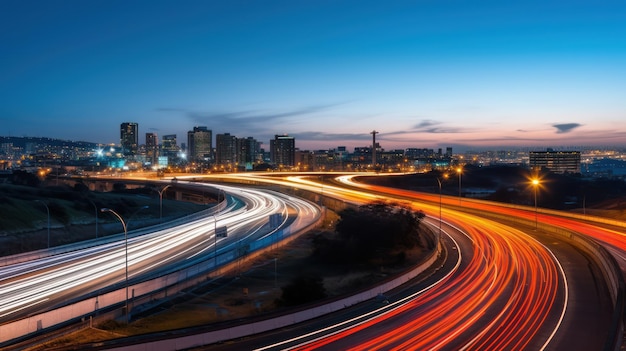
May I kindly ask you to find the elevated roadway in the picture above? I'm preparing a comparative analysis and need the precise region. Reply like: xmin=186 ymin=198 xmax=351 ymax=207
xmin=193 ymin=172 xmax=618 ymax=351
xmin=0 ymin=182 xmax=321 ymax=346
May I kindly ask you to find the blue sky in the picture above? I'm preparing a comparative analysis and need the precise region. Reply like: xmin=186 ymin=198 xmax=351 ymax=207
xmin=1 ymin=1 xmax=625 ymax=151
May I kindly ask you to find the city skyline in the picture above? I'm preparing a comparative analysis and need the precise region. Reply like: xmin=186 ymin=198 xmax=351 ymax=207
xmin=1 ymin=1 xmax=625 ymax=151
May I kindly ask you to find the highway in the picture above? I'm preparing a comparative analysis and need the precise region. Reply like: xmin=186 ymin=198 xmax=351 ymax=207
xmin=0 ymin=182 xmax=321 ymax=327
xmin=196 ymin=172 xmax=615 ymax=351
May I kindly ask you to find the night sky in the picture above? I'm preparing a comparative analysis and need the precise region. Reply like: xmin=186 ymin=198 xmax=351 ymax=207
xmin=1 ymin=0 xmax=625 ymax=151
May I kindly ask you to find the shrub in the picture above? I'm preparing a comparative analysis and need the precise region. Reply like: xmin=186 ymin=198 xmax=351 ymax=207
xmin=277 ymin=273 xmax=326 ymax=307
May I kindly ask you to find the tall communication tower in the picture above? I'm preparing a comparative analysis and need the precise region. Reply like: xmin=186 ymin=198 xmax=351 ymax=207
xmin=371 ymin=130 xmax=379 ymax=167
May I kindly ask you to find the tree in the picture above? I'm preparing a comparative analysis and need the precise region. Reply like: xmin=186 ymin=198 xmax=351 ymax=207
xmin=9 ymin=170 xmax=41 ymax=187
xmin=277 ymin=273 xmax=326 ymax=306
xmin=316 ymin=201 xmax=425 ymax=263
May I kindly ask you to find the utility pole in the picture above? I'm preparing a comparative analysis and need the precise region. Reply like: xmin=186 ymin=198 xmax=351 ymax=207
xmin=371 ymin=130 xmax=379 ymax=168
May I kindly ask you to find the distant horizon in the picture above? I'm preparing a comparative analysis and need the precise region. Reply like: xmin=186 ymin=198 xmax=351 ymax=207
xmin=2 ymin=134 xmax=625 ymax=154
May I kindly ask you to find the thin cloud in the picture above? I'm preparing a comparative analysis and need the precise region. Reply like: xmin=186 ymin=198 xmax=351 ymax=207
xmin=413 ymin=120 xmax=440 ymax=129
xmin=411 ymin=119 xmax=474 ymax=134
xmin=553 ymin=123 xmax=582 ymax=134
xmin=155 ymin=103 xmax=352 ymax=144
xmin=158 ymin=103 xmax=345 ymax=133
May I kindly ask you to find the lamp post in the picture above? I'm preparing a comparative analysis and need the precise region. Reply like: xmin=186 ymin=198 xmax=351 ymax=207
xmin=436 ymin=178 xmax=443 ymax=246
xmin=214 ymin=188 xmax=225 ymax=268
xmin=214 ymin=212 xmax=218 ymax=268
xmin=319 ymin=175 xmax=324 ymax=206
xmin=156 ymin=184 xmax=172 ymax=222
xmin=532 ymin=179 xmax=539 ymax=230
xmin=35 ymin=200 xmax=50 ymax=248
xmin=456 ymin=167 xmax=462 ymax=204
xmin=100 ymin=205 xmax=148 ymax=324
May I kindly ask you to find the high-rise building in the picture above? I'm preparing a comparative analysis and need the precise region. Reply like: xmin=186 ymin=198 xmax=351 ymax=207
xmin=529 ymin=149 xmax=581 ymax=174
xmin=270 ymin=134 xmax=295 ymax=167
xmin=237 ymin=136 xmax=260 ymax=170
xmin=216 ymin=133 xmax=237 ymax=165
xmin=187 ymin=126 xmax=212 ymax=162
xmin=120 ymin=122 xmax=138 ymax=156
xmin=162 ymin=134 xmax=178 ymax=159
xmin=145 ymin=132 xmax=158 ymax=164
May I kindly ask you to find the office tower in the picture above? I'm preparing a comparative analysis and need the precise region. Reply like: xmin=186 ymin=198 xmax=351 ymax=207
xmin=162 ymin=134 xmax=179 ymax=159
xmin=237 ymin=136 xmax=260 ymax=170
xmin=270 ymin=134 xmax=295 ymax=167
xmin=145 ymin=132 xmax=158 ymax=164
xmin=187 ymin=126 xmax=212 ymax=162
xmin=529 ymin=149 xmax=581 ymax=174
xmin=120 ymin=122 xmax=139 ymax=156
xmin=446 ymin=147 xmax=453 ymax=158
xmin=216 ymin=133 xmax=237 ymax=165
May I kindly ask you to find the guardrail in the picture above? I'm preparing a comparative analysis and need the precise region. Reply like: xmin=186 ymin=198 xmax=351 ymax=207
xmin=540 ymin=224 xmax=624 ymax=351
xmin=0 ymin=198 xmax=229 ymax=268
xmin=210 ymin=177 xmax=626 ymax=351
xmin=457 ymin=206 xmax=624 ymax=351
xmin=0 ymin=193 xmax=237 ymax=347
xmin=63 ymin=224 xmax=444 ymax=351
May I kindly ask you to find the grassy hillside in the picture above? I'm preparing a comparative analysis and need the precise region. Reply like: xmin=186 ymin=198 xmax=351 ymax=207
xmin=0 ymin=183 xmax=208 ymax=256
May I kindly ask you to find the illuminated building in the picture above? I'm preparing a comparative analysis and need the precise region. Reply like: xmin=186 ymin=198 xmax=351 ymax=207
xmin=120 ymin=122 xmax=138 ymax=156
xmin=529 ymin=149 xmax=581 ymax=174
xmin=216 ymin=133 xmax=237 ymax=165
xmin=161 ymin=134 xmax=179 ymax=161
xmin=187 ymin=126 xmax=212 ymax=162
xmin=145 ymin=132 xmax=158 ymax=165
xmin=270 ymin=134 xmax=295 ymax=168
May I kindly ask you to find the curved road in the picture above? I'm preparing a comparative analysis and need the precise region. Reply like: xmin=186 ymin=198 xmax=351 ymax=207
xmin=195 ymin=172 xmax=614 ymax=351
xmin=0 ymin=182 xmax=320 ymax=331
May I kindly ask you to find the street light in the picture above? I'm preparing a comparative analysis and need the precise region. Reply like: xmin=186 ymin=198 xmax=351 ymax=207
xmin=100 ymin=205 xmax=149 ymax=324
xmin=319 ymin=175 xmax=324 ymax=206
xmin=214 ymin=188 xmax=226 ymax=268
xmin=155 ymin=184 xmax=172 ymax=222
xmin=35 ymin=200 xmax=50 ymax=248
xmin=436 ymin=174 xmax=448 ymax=248
xmin=532 ymin=179 xmax=540 ymax=230
xmin=456 ymin=167 xmax=463 ymax=204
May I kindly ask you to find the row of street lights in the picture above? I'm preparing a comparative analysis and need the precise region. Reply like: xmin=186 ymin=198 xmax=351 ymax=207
xmin=33 ymin=184 xmax=174 ymax=324
xmin=34 ymin=185 xmax=172 ymax=245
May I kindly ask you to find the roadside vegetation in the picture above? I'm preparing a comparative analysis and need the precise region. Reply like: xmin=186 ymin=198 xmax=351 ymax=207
xmin=277 ymin=201 xmax=428 ymax=307
xmin=0 ymin=172 xmax=207 ymax=256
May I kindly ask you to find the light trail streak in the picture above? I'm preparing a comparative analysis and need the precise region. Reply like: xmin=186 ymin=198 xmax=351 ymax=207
xmin=211 ymin=173 xmax=565 ymax=350
xmin=255 ymin=224 xmax=464 ymax=351
xmin=0 ymin=182 xmax=320 ymax=323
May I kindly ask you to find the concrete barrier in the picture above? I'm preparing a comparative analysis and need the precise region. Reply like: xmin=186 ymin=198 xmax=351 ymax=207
xmin=94 ymin=239 xmax=443 ymax=351
xmin=0 ymin=193 xmax=300 ymax=347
